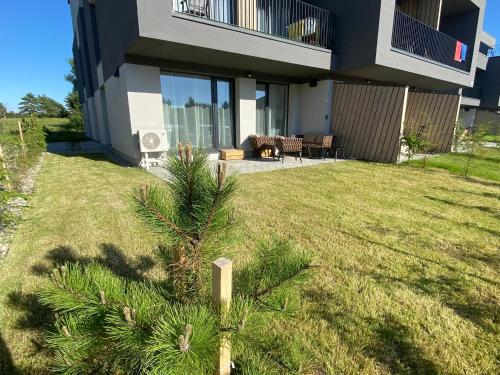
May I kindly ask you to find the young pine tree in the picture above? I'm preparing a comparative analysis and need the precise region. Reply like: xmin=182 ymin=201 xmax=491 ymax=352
xmin=40 ymin=145 xmax=316 ymax=374
xmin=134 ymin=143 xmax=238 ymax=302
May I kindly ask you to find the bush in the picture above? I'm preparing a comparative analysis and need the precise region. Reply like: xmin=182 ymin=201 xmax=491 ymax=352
xmin=0 ymin=116 xmax=46 ymax=189
xmin=40 ymin=146 xmax=315 ymax=374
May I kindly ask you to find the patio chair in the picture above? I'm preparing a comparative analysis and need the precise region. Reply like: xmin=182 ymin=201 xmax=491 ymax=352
xmin=180 ymin=0 xmax=210 ymax=17
xmin=249 ymin=135 xmax=276 ymax=159
xmin=276 ymin=137 xmax=303 ymax=164
xmin=302 ymin=134 xmax=335 ymax=159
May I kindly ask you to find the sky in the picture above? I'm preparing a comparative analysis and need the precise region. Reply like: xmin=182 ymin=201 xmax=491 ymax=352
xmin=0 ymin=0 xmax=499 ymax=112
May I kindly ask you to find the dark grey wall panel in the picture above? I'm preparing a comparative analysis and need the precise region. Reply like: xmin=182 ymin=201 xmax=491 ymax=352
xmin=404 ymin=91 xmax=460 ymax=153
xmin=309 ymin=0 xmax=381 ymax=71
xmin=474 ymin=110 xmax=500 ymax=135
xmin=477 ymin=57 xmax=500 ymax=110
xmin=95 ymin=0 xmax=139 ymax=81
xmin=330 ymin=83 xmax=406 ymax=163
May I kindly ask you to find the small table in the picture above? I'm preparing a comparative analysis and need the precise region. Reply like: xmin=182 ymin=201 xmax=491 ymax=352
xmin=219 ymin=149 xmax=244 ymax=161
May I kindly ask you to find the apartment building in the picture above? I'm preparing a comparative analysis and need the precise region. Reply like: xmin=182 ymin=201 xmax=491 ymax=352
xmin=460 ymin=31 xmax=500 ymax=129
xmin=69 ymin=0 xmax=487 ymax=165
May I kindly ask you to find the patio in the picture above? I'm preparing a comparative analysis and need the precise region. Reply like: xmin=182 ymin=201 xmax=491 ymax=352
xmin=149 ymin=156 xmax=344 ymax=180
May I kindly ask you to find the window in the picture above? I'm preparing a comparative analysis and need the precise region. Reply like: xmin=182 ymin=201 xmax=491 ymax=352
xmin=256 ymin=82 xmax=288 ymax=136
xmin=160 ymin=73 xmax=235 ymax=151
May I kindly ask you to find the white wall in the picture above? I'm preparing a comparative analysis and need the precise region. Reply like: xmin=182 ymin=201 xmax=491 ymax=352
xmin=103 ymin=67 xmax=134 ymax=161
xmin=459 ymin=107 xmax=477 ymax=128
xmin=288 ymin=80 xmax=334 ymax=135
xmin=235 ymin=78 xmax=257 ymax=151
xmin=103 ymin=63 xmax=165 ymax=163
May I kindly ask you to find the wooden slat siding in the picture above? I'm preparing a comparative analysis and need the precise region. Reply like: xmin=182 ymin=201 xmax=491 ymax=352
xmin=368 ymin=86 xmax=391 ymax=161
xmin=352 ymin=85 xmax=371 ymax=157
xmin=382 ymin=87 xmax=406 ymax=162
xmin=330 ymin=83 xmax=406 ymax=163
xmin=439 ymin=95 xmax=455 ymax=152
xmin=332 ymin=84 xmax=350 ymax=152
xmin=343 ymin=85 xmax=361 ymax=157
xmin=360 ymin=86 xmax=383 ymax=160
xmin=404 ymin=92 xmax=460 ymax=153
xmin=386 ymin=89 xmax=408 ymax=162
xmin=370 ymin=87 xmax=400 ymax=162
xmin=399 ymin=0 xmax=441 ymax=28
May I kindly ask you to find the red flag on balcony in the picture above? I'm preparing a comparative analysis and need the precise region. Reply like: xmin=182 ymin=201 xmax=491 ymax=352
xmin=455 ymin=41 xmax=463 ymax=62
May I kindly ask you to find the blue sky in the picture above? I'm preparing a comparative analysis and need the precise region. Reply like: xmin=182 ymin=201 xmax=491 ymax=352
xmin=0 ymin=1 xmax=499 ymax=112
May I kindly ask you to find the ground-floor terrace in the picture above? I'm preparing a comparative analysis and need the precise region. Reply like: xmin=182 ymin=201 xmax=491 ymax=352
xmin=80 ymin=63 xmax=462 ymax=167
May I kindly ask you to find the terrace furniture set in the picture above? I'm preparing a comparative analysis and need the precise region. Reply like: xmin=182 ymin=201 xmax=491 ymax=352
xmin=248 ymin=134 xmax=345 ymax=163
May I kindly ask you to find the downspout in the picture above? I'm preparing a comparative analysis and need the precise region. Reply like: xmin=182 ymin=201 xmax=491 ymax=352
xmin=398 ymin=86 xmax=410 ymax=163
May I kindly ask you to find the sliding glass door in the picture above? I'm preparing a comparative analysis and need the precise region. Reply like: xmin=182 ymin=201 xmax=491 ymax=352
xmin=255 ymin=82 xmax=288 ymax=136
xmin=160 ymin=73 xmax=234 ymax=151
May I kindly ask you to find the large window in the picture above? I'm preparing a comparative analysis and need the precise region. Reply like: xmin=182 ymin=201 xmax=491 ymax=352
xmin=160 ymin=73 xmax=234 ymax=151
xmin=256 ymin=82 xmax=288 ymax=136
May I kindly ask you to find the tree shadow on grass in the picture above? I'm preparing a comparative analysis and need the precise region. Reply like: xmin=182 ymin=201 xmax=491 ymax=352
xmin=31 ymin=243 xmax=156 ymax=283
xmin=0 ymin=333 xmax=20 ymax=375
xmin=424 ymin=196 xmax=500 ymax=218
xmin=368 ymin=314 xmax=439 ymax=375
xmin=461 ymin=176 xmax=500 ymax=189
xmin=331 ymin=229 xmax=499 ymax=333
xmin=304 ymin=288 xmax=440 ymax=374
xmin=434 ymin=186 xmax=500 ymax=201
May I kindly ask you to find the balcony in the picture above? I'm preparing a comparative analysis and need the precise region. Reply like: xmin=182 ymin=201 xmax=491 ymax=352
xmin=391 ymin=10 xmax=471 ymax=72
xmin=172 ymin=0 xmax=335 ymax=50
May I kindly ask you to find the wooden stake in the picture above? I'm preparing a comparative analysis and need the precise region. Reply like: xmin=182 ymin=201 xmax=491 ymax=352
xmin=212 ymin=258 xmax=232 ymax=375
xmin=17 ymin=121 xmax=25 ymax=145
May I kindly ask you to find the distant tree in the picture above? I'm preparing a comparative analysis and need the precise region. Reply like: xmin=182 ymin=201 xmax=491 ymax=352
xmin=0 ymin=102 xmax=6 ymax=119
xmin=18 ymin=93 xmax=67 ymax=118
xmin=18 ymin=93 xmax=38 ymax=116
xmin=185 ymin=96 xmax=196 ymax=108
xmin=65 ymin=58 xmax=78 ymax=91
xmin=64 ymin=59 xmax=84 ymax=137
xmin=37 ymin=95 xmax=67 ymax=118
xmin=64 ymin=91 xmax=80 ymax=112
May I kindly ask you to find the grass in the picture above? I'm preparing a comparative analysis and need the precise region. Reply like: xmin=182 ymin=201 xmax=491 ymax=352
xmin=1 ymin=154 xmax=499 ymax=374
xmin=482 ymin=135 xmax=500 ymax=143
xmin=409 ymin=147 xmax=500 ymax=182
xmin=0 ymin=117 xmax=85 ymax=143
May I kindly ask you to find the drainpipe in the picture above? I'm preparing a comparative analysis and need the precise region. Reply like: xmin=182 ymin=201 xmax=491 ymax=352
xmin=398 ymin=86 xmax=410 ymax=163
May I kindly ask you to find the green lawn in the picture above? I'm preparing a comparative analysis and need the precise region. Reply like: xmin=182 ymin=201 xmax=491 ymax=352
xmin=483 ymin=135 xmax=500 ymax=143
xmin=410 ymin=147 xmax=500 ymax=182
xmin=1 ymin=154 xmax=499 ymax=374
xmin=0 ymin=117 xmax=85 ymax=143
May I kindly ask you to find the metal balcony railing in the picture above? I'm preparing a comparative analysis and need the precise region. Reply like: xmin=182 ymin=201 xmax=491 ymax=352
xmin=392 ymin=10 xmax=471 ymax=72
xmin=172 ymin=0 xmax=335 ymax=49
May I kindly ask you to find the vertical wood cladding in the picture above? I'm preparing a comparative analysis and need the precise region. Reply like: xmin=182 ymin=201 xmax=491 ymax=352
xmin=405 ymin=91 xmax=460 ymax=153
xmin=330 ymin=83 xmax=460 ymax=162
xmin=398 ymin=0 xmax=442 ymax=29
xmin=330 ymin=83 xmax=406 ymax=163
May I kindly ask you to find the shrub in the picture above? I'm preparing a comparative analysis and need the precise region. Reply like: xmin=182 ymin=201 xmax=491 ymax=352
xmin=40 ymin=145 xmax=315 ymax=374
xmin=0 ymin=116 xmax=46 ymax=189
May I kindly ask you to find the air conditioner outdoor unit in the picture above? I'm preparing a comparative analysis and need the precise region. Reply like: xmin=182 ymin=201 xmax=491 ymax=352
xmin=138 ymin=130 xmax=167 ymax=169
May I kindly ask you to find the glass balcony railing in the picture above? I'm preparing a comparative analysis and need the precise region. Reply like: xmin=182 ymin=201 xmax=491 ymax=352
xmin=392 ymin=10 xmax=471 ymax=72
xmin=172 ymin=0 xmax=335 ymax=50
